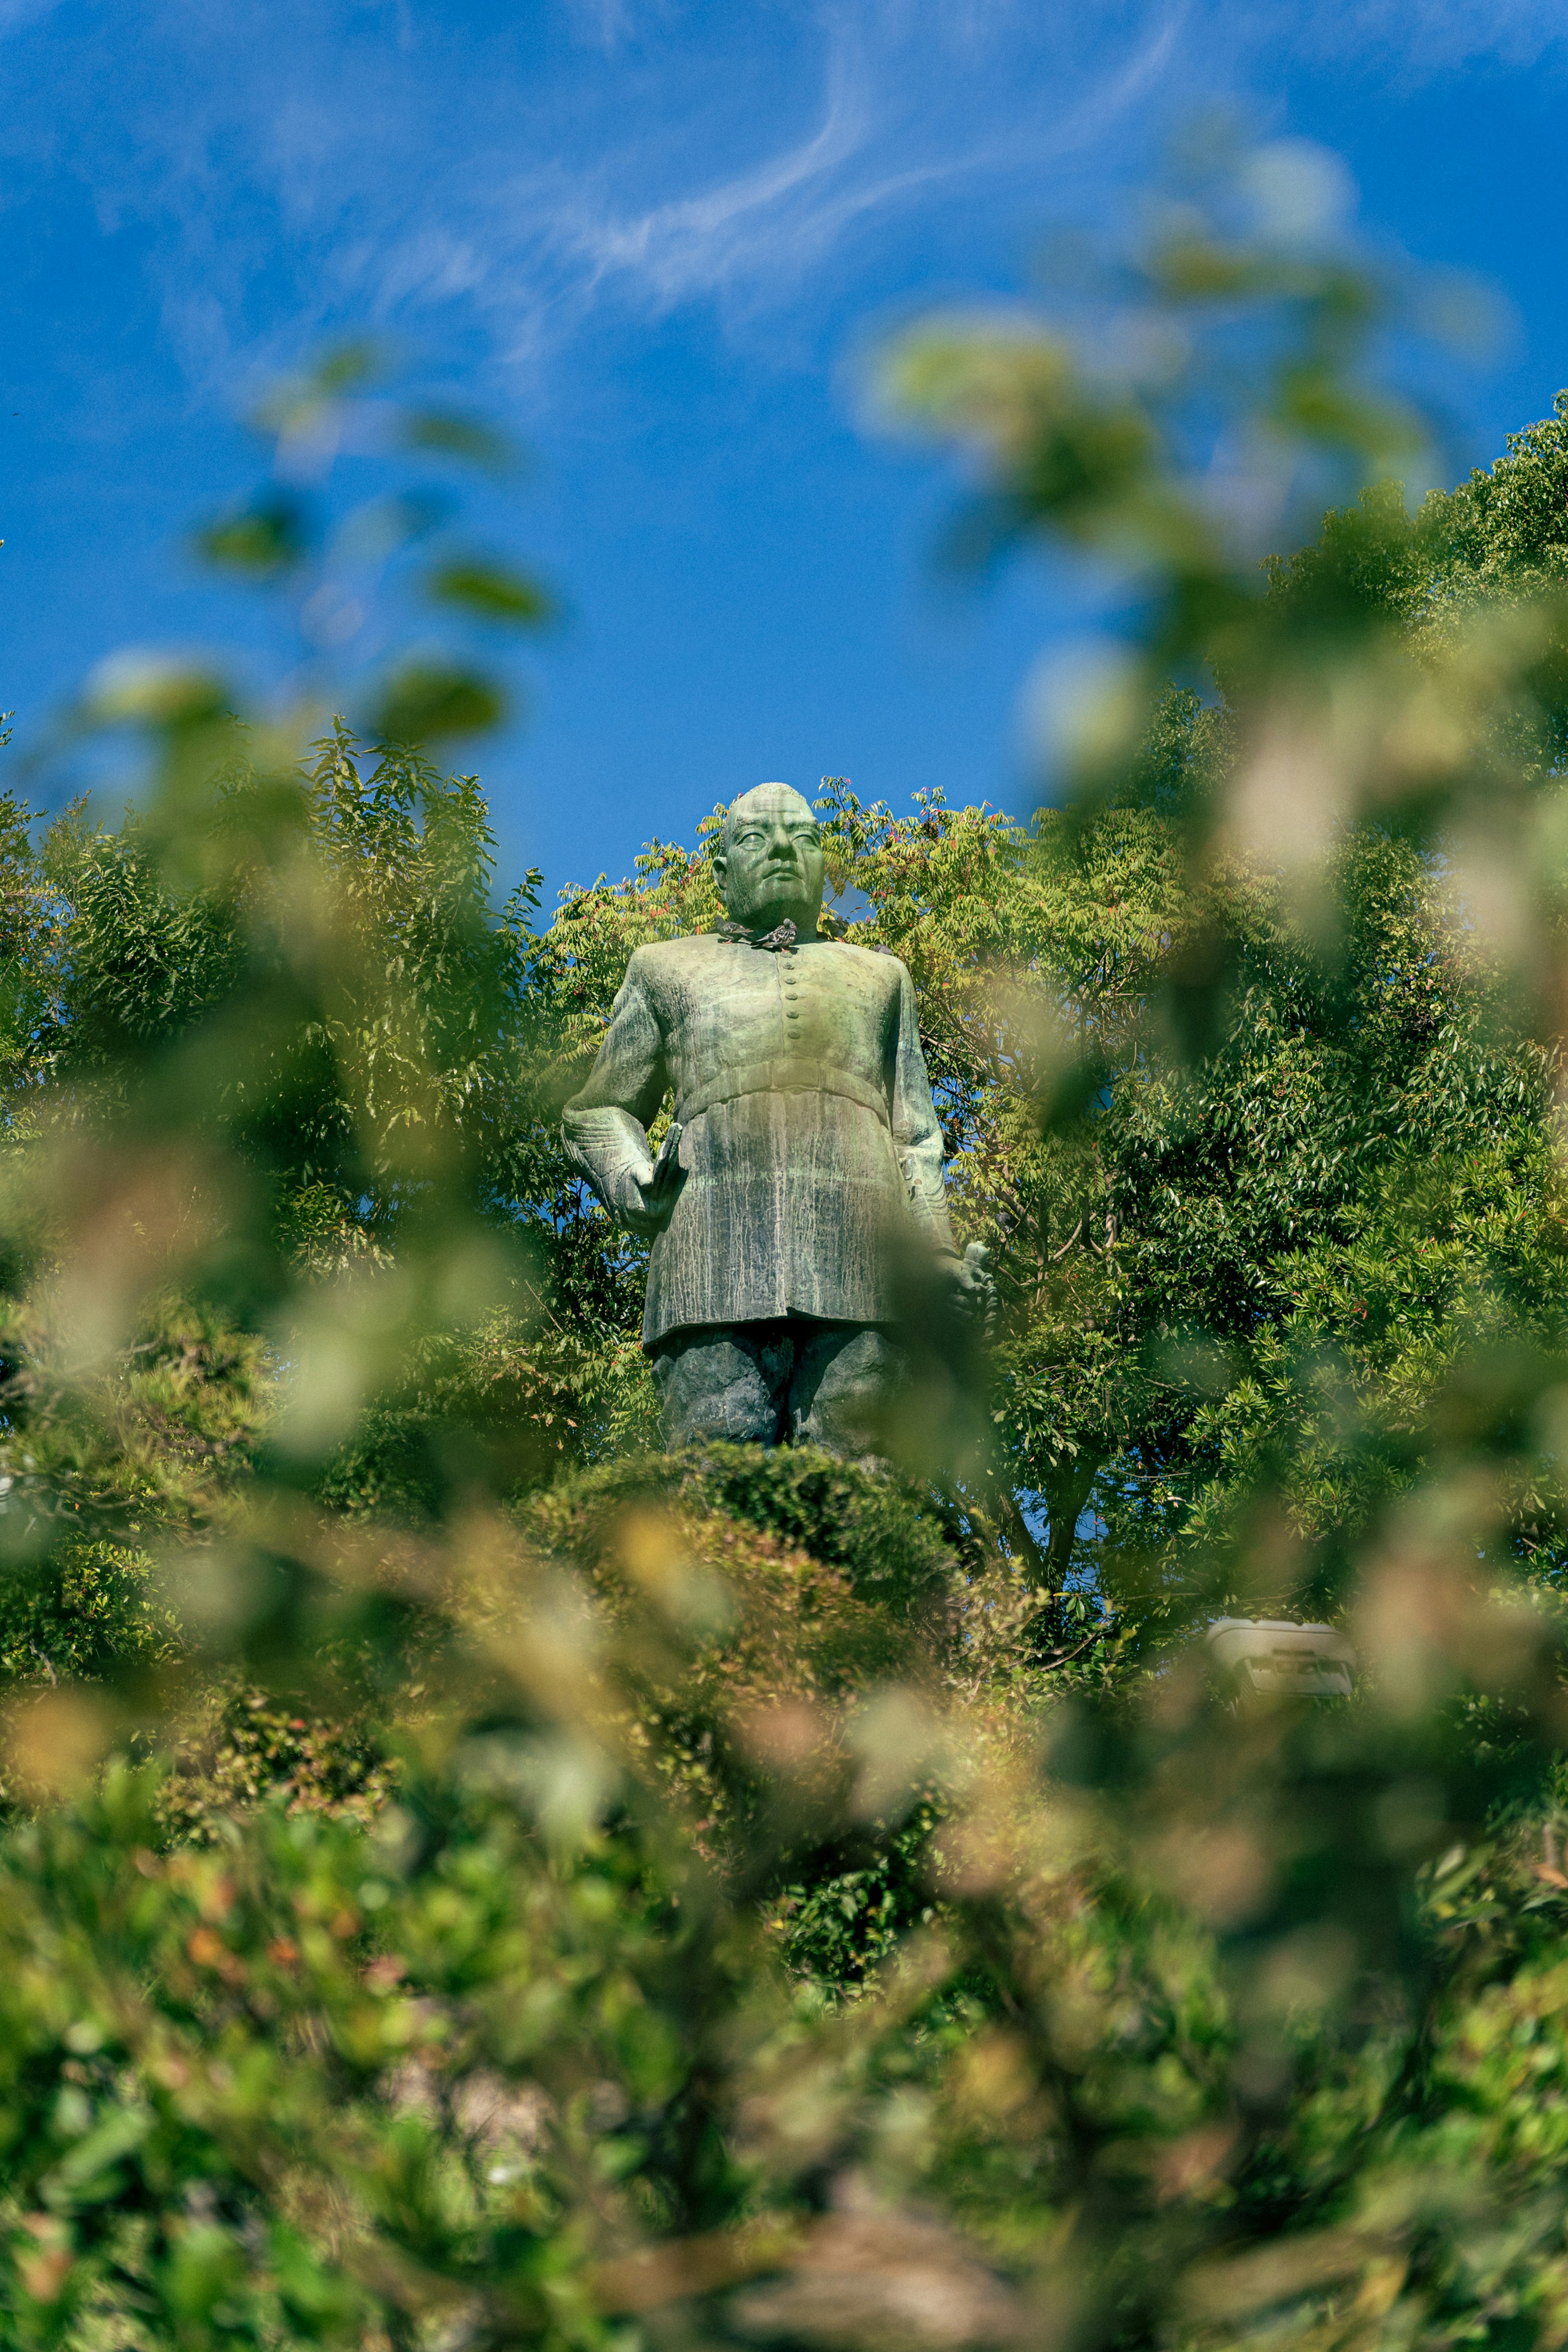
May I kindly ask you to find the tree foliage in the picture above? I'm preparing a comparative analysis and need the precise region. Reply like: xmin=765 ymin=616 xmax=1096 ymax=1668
xmin=4 ymin=154 xmax=1568 ymax=2352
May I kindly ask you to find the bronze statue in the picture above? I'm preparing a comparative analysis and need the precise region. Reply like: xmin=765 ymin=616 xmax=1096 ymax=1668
xmin=563 ymin=783 xmax=987 ymax=1454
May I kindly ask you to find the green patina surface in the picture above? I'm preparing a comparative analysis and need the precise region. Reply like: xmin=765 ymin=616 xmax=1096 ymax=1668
xmin=563 ymin=785 xmax=977 ymax=1447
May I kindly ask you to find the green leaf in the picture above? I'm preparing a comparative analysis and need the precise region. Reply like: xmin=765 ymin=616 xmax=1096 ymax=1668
xmin=369 ymin=660 xmax=507 ymax=743
xmin=425 ymin=559 xmax=551 ymax=626
xmin=82 ymin=653 xmax=229 ymax=729
xmin=399 ymin=409 xmax=515 ymax=472
xmin=193 ymin=493 xmax=310 ymax=578
xmin=251 ymin=340 xmax=385 ymax=438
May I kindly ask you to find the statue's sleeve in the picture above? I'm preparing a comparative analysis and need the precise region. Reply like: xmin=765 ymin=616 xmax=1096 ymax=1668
xmin=890 ymin=963 xmax=959 ymax=1257
xmin=561 ymin=953 xmax=669 ymax=1222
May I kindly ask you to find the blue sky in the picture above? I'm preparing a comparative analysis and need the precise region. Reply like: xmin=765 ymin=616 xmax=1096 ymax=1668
xmin=2 ymin=0 xmax=1566 ymax=906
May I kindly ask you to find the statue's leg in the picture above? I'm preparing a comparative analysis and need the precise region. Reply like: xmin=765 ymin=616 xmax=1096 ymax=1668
xmin=788 ymin=1322 xmax=904 ymax=1460
xmin=650 ymin=1323 xmax=793 ymax=1450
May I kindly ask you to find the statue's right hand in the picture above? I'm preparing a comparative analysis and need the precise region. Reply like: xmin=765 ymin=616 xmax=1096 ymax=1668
xmin=611 ymin=1124 xmax=684 ymax=1235
xmin=603 ymin=1161 xmax=660 ymax=1233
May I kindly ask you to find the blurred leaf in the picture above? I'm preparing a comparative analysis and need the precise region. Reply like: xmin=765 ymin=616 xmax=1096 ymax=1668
xmin=193 ymin=493 xmax=310 ymax=578
xmin=399 ymin=408 xmax=515 ymax=473
xmin=310 ymin=341 xmax=383 ymax=396
xmin=251 ymin=339 xmax=385 ymax=439
xmin=369 ymin=659 xmax=506 ymax=743
xmin=81 ymin=653 xmax=230 ymax=729
xmin=425 ymin=558 xmax=551 ymax=626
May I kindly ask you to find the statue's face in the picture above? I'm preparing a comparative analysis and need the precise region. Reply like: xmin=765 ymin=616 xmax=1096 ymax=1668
xmin=715 ymin=791 xmax=826 ymax=933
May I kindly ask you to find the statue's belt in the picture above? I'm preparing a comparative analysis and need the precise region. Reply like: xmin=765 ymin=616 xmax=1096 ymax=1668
xmin=675 ymin=1061 xmax=891 ymax=1130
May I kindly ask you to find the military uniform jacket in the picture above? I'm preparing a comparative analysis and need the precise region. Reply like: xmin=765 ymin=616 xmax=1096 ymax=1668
xmin=562 ymin=932 xmax=957 ymax=1348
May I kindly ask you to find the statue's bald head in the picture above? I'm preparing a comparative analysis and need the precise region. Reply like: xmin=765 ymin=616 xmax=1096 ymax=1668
xmin=715 ymin=781 xmax=826 ymax=933
xmin=719 ymin=781 xmax=817 ymax=853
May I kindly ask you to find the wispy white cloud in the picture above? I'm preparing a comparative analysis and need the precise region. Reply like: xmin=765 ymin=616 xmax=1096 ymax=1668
xmin=4 ymin=0 xmax=1562 ymax=876
xmin=21 ymin=0 xmax=1167 ymax=394
xmin=445 ymin=2 xmax=1192 ymax=364
xmin=10 ymin=0 xmax=1564 ymax=412
xmin=1252 ymin=0 xmax=1568 ymax=71
xmin=510 ymin=28 xmax=893 ymax=316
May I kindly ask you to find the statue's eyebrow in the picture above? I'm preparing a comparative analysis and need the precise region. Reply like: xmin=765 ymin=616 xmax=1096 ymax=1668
xmin=726 ymin=814 xmax=820 ymax=840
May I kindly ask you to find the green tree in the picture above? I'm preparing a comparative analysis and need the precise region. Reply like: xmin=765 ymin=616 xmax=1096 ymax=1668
xmin=4 ymin=152 xmax=1568 ymax=2352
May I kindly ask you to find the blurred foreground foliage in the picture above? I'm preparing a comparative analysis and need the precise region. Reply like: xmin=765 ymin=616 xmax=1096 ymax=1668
xmin=5 ymin=157 xmax=1568 ymax=2352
